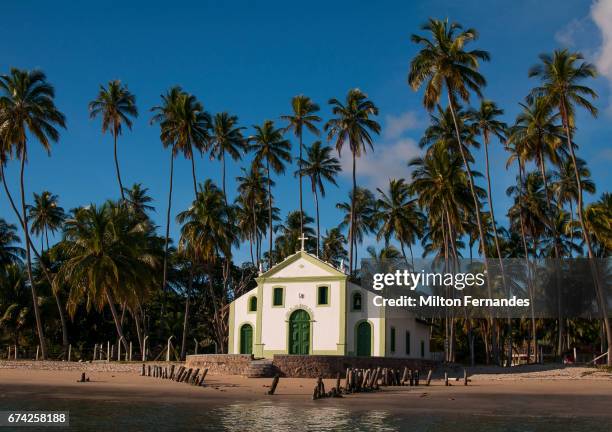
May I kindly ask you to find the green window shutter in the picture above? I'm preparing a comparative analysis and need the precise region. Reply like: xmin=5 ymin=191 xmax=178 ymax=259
xmin=390 ymin=327 xmax=396 ymax=352
xmin=317 ymin=286 xmax=329 ymax=305
xmin=273 ymin=287 xmax=283 ymax=306
xmin=352 ymin=293 xmax=362 ymax=310
xmin=405 ymin=331 xmax=411 ymax=355
xmin=249 ymin=296 xmax=257 ymax=312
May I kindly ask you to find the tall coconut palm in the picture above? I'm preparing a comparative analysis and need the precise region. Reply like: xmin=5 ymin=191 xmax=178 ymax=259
xmin=552 ymin=157 xmax=595 ymax=252
xmin=274 ymin=211 xmax=316 ymax=260
xmin=123 ymin=183 xmax=155 ymax=222
xmin=0 ymin=68 xmax=66 ymax=359
xmin=585 ymin=193 xmax=612 ymax=256
xmin=376 ymin=178 xmax=424 ymax=267
xmin=236 ymin=164 xmax=271 ymax=267
xmin=282 ymin=95 xmax=321 ymax=235
xmin=56 ymin=202 xmax=158 ymax=352
xmin=408 ymin=18 xmax=490 ymax=267
xmin=177 ymin=179 xmax=237 ymax=355
xmin=336 ymin=187 xmax=378 ymax=268
xmin=325 ymin=89 xmax=380 ymax=275
xmin=321 ymin=228 xmax=348 ymax=268
xmin=297 ymin=141 xmax=341 ymax=256
xmin=209 ymin=112 xmax=246 ymax=201
xmin=469 ymin=100 xmax=507 ymax=266
xmin=26 ymin=191 xmax=65 ymax=252
xmin=528 ymin=49 xmax=600 ymax=261
xmin=89 ymin=80 xmax=138 ymax=200
xmin=248 ymin=120 xmax=291 ymax=269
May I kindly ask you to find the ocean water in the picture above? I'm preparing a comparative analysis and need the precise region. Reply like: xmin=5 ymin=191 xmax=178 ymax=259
xmin=0 ymin=399 xmax=607 ymax=432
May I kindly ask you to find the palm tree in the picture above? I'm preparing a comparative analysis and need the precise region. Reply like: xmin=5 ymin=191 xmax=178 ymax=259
xmin=209 ymin=112 xmax=246 ymax=201
xmin=248 ymin=120 xmax=291 ymax=269
xmin=274 ymin=211 xmax=316 ymax=260
xmin=321 ymin=228 xmax=348 ymax=268
xmin=528 ymin=49 xmax=599 ymax=260
xmin=236 ymin=164 xmax=271 ymax=267
xmin=336 ymin=187 xmax=378 ymax=268
xmin=89 ymin=80 xmax=138 ymax=200
xmin=585 ymin=193 xmax=612 ymax=256
xmin=375 ymin=178 xmax=424 ymax=266
xmin=123 ymin=183 xmax=155 ymax=222
xmin=282 ymin=95 xmax=321 ymax=234
xmin=56 ymin=202 xmax=158 ymax=352
xmin=26 ymin=191 xmax=65 ymax=252
xmin=177 ymin=180 xmax=237 ymax=355
xmin=409 ymin=18 xmax=490 ymax=270
xmin=552 ymin=157 xmax=595 ymax=251
xmin=469 ymin=100 xmax=507 ymax=265
xmin=297 ymin=141 xmax=341 ymax=256
xmin=0 ymin=68 xmax=66 ymax=359
xmin=325 ymin=89 xmax=380 ymax=275
xmin=0 ymin=219 xmax=25 ymax=266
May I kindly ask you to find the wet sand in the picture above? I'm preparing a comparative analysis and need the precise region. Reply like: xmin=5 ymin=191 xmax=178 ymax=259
xmin=1 ymin=361 xmax=611 ymax=419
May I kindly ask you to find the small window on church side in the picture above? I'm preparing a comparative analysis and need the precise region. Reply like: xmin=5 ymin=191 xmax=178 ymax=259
xmin=249 ymin=296 xmax=257 ymax=312
xmin=352 ymin=293 xmax=362 ymax=310
xmin=317 ymin=286 xmax=329 ymax=305
xmin=273 ymin=287 xmax=284 ymax=306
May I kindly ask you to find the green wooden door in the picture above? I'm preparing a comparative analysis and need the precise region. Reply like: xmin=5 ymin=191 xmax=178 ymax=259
xmin=289 ymin=309 xmax=310 ymax=355
xmin=240 ymin=324 xmax=253 ymax=354
xmin=356 ymin=321 xmax=371 ymax=356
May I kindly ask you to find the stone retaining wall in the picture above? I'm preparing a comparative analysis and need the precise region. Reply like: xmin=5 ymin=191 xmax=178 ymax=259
xmin=272 ymin=355 xmax=438 ymax=378
xmin=185 ymin=354 xmax=253 ymax=375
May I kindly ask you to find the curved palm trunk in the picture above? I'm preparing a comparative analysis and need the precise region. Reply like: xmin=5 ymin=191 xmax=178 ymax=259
xmin=267 ymin=159 xmax=273 ymax=269
xmin=313 ymin=183 xmax=320 ymax=257
xmin=222 ymin=150 xmax=227 ymax=204
xmin=3 ymin=164 xmax=69 ymax=358
xmin=18 ymin=149 xmax=47 ymax=359
xmin=161 ymin=152 xmax=175 ymax=310
xmin=113 ymin=130 xmax=126 ymax=201
xmin=180 ymin=267 xmax=193 ymax=360
xmin=483 ymin=135 xmax=513 ymax=366
xmin=190 ymin=156 xmax=198 ymax=197
xmin=560 ymin=102 xmax=611 ymax=365
xmin=349 ymin=151 xmax=356 ymax=275
xmin=518 ymin=162 xmax=538 ymax=363
xmin=446 ymin=91 xmax=498 ymax=364
xmin=105 ymin=288 xmax=129 ymax=352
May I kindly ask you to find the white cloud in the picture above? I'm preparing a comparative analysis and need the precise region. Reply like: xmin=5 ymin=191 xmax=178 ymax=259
xmin=592 ymin=0 xmax=612 ymax=113
xmin=555 ymin=17 xmax=589 ymax=48
xmin=384 ymin=111 xmax=422 ymax=139
xmin=338 ymin=138 xmax=422 ymax=190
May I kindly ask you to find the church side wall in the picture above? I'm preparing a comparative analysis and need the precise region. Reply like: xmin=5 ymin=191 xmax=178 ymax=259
xmin=229 ymin=287 xmax=258 ymax=354
xmin=346 ymin=284 xmax=384 ymax=356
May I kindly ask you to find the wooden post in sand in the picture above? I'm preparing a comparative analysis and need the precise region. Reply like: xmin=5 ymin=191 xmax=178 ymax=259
xmin=68 ymin=344 xmax=72 ymax=362
xmin=267 ymin=374 xmax=280 ymax=395
xmin=463 ymin=369 xmax=468 ymax=386
xmin=36 ymin=345 xmax=39 ymax=361
xmin=426 ymin=369 xmax=433 ymax=386
xmin=335 ymin=372 xmax=341 ymax=392
xmin=199 ymin=368 xmax=208 ymax=386
xmin=118 ymin=338 xmax=123 ymax=362
xmin=14 ymin=345 xmax=17 ymax=359
xmin=93 ymin=344 xmax=97 ymax=361
xmin=107 ymin=341 xmax=110 ymax=362
xmin=129 ymin=342 xmax=133 ymax=362
xmin=444 ymin=372 xmax=449 ymax=386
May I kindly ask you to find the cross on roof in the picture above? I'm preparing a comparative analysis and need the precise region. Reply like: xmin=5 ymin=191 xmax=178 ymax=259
xmin=298 ymin=233 xmax=308 ymax=251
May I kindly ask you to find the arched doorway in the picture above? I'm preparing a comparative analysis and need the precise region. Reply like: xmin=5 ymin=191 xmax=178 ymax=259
xmin=240 ymin=324 xmax=253 ymax=354
xmin=289 ymin=309 xmax=310 ymax=355
xmin=356 ymin=321 xmax=372 ymax=356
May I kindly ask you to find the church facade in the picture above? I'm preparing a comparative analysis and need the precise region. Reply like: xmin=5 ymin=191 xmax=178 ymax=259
xmin=228 ymin=251 xmax=431 ymax=359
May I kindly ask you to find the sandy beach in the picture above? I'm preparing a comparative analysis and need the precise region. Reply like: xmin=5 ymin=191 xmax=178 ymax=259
xmin=1 ymin=361 xmax=610 ymax=420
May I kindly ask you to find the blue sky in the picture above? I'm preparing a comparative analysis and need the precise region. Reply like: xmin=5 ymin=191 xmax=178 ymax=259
xmin=1 ymin=0 xmax=611 ymax=263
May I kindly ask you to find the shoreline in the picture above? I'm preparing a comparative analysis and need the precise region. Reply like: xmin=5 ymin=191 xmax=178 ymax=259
xmin=1 ymin=361 xmax=611 ymax=419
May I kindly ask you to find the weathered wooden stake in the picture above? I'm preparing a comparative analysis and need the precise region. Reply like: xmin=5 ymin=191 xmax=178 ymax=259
xmin=199 ymin=368 xmax=208 ymax=386
xmin=129 ymin=342 xmax=133 ymax=362
xmin=415 ymin=370 xmax=420 ymax=386
xmin=147 ymin=365 xmax=151 ymax=376
xmin=107 ymin=341 xmax=110 ymax=362
xmin=169 ymin=364 xmax=175 ymax=380
xmin=35 ymin=345 xmax=39 ymax=361
xmin=267 ymin=374 xmax=280 ymax=395
xmin=14 ymin=345 xmax=17 ymax=359
xmin=444 ymin=372 xmax=449 ymax=386
xmin=426 ymin=369 xmax=433 ymax=386
xmin=68 ymin=344 xmax=72 ymax=362
xmin=335 ymin=372 xmax=341 ymax=392
xmin=401 ymin=367 xmax=409 ymax=384
xmin=463 ymin=369 xmax=468 ymax=386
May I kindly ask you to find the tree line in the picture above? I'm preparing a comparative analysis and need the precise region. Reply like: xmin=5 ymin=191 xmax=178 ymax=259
xmin=1 ymin=18 xmax=610 ymax=365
